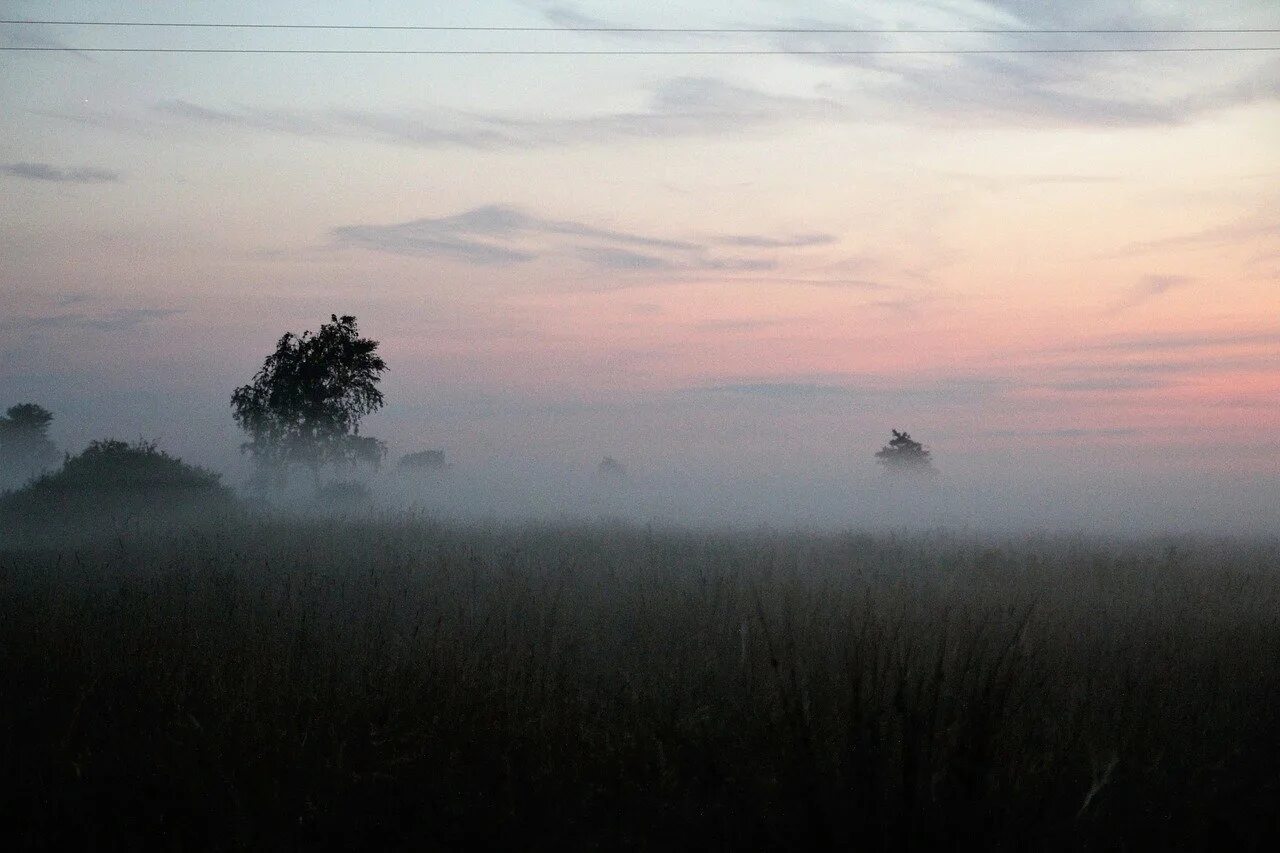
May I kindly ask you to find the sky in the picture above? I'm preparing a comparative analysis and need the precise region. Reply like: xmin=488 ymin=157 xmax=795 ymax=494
xmin=1 ymin=0 xmax=1278 ymax=498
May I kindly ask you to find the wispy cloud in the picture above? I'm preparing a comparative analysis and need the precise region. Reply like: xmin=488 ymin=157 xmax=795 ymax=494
xmin=853 ymin=54 xmax=1280 ymax=129
xmin=1045 ymin=355 xmax=1276 ymax=378
xmin=332 ymin=205 xmax=826 ymax=273
xmin=521 ymin=1 xmax=655 ymax=38
xmin=573 ymin=246 xmax=676 ymax=271
xmin=654 ymin=274 xmax=890 ymax=290
xmin=691 ymin=318 xmax=804 ymax=332
xmin=144 ymin=77 xmax=842 ymax=151
xmin=686 ymin=337 xmax=1277 ymax=411
xmin=686 ymin=374 xmax=1007 ymax=404
xmin=153 ymin=99 xmax=511 ymax=149
xmin=987 ymin=427 xmax=1140 ymax=439
xmin=1106 ymin=217 xmax=1279 ymax=256
xmin=935 ymin=171 xmax=1119 ymax=191
xmin=1046 ymin=329 xmax=1280 ymax=354
xmin=769 ymin=0 xmax=1280 ymax=130
xmin=0 ymin=308 xmax=181 ymax=333
xmin=1135 ymin=274 xmax=1194 ymax=297
xmin=716 ymin=233 xmax=837 ymax=248
xmin=1120 ymin=273 xmax=1196 ymax=307
xmin=1001 ymin=344 xmax=1280 ymax=398
xmin=1 ymin=162 xmax=119 ymax=183
xmin=41 ymin=2 xmax=1280 ymax=148
xmin=0 ymin=23 xmax=99 ymax=61
xmin=1037 ymin=377 xmax=1168 ymax=392
xmin=692 ymin=382 xmax=856 ymax=399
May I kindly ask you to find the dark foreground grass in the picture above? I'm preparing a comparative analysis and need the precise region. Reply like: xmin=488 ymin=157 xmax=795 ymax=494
xmin=3 ymin=518 xmax=1279 ymax=850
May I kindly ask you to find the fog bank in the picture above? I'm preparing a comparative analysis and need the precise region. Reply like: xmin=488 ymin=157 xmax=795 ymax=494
xmin=273 ymin=462 xmax=1279 ymax=537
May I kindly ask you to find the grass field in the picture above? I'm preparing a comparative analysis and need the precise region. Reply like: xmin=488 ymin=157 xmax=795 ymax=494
xmin=3 ymin=517 xmax=1279 ymax=850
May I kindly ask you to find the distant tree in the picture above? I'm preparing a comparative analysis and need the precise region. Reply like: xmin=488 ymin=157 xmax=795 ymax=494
xmin=597 ymin=456 xmax=628 ymax=480
xmin=345 ymin=435 xmax=390 ymax=470
xmin=875 ymin=429 xmax=934 ymax=473
xmin=2 ymin=403 xmax=53 ymax=436
xmin=230 ymin=315 xmax=388 ymax=484
xmin=399 ymin=449 xmax=451 ymax=473
xmin=0 ymin=403 xmax=59 ymax=485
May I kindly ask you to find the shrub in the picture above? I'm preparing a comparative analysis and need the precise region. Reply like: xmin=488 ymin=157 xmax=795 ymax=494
xmin=0 ymin=439 xmax=235 ymax=537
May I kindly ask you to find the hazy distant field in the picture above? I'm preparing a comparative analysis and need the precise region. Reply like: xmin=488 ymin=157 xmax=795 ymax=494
xmin=4 ymin=517 xmax=1278 ymax=850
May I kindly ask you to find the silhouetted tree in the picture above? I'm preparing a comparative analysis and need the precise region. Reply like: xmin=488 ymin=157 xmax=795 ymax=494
xmin=0 ymin=403 xmax=59 ymax=485
xmin=231 ymin=315 xmax=388 ymax=484
xmin=875 ymin=429 xmax=934 ymax=473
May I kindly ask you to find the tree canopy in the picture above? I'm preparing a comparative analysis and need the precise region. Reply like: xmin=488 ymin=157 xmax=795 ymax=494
xmin=2 ymin=403 xmax=53 ymax=435
xmin=0 ymin=403 xmax=59 ymax=486
xmin=875 ymin=429 xmax=934 ymax=473
xmin=231 ymin=315 xmax=388 ymax=479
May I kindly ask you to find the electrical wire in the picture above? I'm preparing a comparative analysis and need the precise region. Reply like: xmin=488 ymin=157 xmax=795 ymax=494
xmin=2 ymin=20 xmax=1279 ymax=34
xmin=3 ymin=46 xmax=1279 ymax=55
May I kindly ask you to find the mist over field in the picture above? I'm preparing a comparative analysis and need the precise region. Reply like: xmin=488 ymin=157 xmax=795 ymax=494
xmin=329 ymin=462 xmax=1277 ymax=536
xmin=6 ymin=387 xmax=1278 ymax=537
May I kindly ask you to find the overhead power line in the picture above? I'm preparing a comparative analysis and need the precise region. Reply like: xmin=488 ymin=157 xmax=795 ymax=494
xmin=3 ymin=46 xmax=1280 ymax=55
xmin=2 ymin=20 xmax=1279 ymax=34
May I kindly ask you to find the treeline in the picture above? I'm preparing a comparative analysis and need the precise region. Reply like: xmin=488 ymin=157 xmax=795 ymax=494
xmin=2 ymin=313 xmax=935 ymax=514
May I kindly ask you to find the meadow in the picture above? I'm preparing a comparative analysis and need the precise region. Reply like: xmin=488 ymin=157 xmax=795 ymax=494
xmin=3 ymin=516 xmax=1279 ymax=850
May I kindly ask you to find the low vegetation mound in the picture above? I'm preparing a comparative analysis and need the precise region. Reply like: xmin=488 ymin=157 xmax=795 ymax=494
xmin=398 ymin=449 xmax=451 ymax=473
xmin=0 ymin=439 xmax=236 ymax=537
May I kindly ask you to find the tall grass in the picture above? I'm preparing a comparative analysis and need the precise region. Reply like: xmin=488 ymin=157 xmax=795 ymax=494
xmin=3 ymin=518 xmax=1278 ymax=850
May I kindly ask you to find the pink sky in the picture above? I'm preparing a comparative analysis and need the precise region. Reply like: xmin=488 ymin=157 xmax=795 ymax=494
xmin=1 ymin=1 xmax=1277 ymax=483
